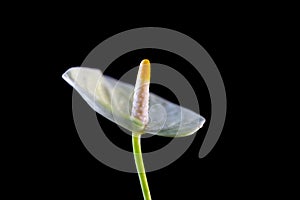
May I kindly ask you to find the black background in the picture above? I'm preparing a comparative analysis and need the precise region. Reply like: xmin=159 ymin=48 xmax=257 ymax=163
xmin=9 ymin=16 xmax=288 ymax=199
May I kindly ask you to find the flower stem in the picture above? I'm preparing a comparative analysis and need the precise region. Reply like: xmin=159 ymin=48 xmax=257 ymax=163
xmin=132 ymin=133 xmax=152 ymax=200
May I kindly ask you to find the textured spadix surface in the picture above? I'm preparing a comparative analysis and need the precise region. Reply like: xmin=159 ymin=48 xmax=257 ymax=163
xmin=62 ymin=67 xmax=205 ymax=137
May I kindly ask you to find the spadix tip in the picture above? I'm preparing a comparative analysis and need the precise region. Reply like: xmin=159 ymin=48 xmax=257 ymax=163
xmin=139 ymin=59 xmax=151 ymax=82
xmin=141 ymin=59 xmax=150 ymax=65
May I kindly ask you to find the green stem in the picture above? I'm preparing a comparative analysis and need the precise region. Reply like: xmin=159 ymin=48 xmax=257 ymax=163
xmin=132 ymin=133 xmax=152 ymax=200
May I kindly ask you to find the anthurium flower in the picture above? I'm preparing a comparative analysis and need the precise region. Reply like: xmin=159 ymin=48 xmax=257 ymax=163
xmin=62 ymin=61 xmax=205 ymax=137
xmin=63 ymin=59 xmax=205 ymax=200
